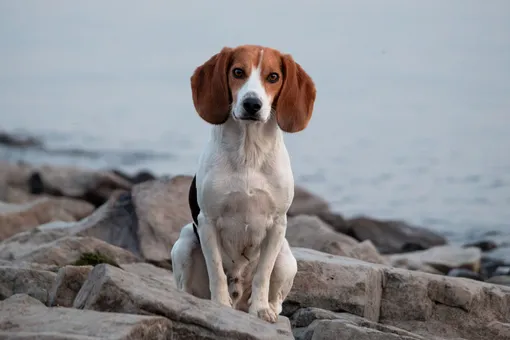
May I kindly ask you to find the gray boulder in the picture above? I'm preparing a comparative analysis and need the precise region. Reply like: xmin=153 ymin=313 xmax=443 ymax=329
xmin=286 ymin=247 xmax=510 ymax=340
xmin=0 ymin=294 xmax=174 ymax=340
xmin=74 ymin=263 xmax=294 ymax=340
xmin=0 ymin=266 xmax=56 ymax=304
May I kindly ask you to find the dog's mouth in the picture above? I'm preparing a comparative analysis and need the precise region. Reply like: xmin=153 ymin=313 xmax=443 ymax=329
xmin=233 ymin=109 xmax=269 ymax=123
xmin=239 ymin=116 xmax=260 ymax=121
xmin=233 ymin=112 xmax=263 ymax=122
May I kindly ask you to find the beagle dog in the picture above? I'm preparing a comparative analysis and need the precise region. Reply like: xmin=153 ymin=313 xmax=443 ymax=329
xmin=171 ymin=45 xmax=316 ymax=323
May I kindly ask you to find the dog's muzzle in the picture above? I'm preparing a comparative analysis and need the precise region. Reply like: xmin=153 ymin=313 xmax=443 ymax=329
xmin=238 ymin=96 xmax=262 ymax=121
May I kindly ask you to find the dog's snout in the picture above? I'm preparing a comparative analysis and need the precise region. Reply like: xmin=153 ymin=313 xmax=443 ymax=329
xmin=242 ymin=97 xmax=262 ymax=115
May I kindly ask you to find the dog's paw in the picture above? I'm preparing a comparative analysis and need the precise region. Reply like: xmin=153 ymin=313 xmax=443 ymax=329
xmin=212 ymin=292 xmax=233 ymax=307
xmin=249 ymin=305 xmax=278 ymax=323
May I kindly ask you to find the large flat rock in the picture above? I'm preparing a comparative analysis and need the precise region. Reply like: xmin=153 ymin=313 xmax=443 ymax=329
xmin=0 ymin=198 xmax=79 ymax=241
xmin=12 ymin=235 xmax=140 ymax=266
xmin=0 ymin=228 xmax=69 ymax=262
xmin=74 ymin=263 xmax=294 ymax=340
xmin=388 ymin=245 xmax=482 ymax=273
xmin=287 ymin=247 xmax=510 ymax=340
xmin=0 ymin=294 xmax=173 ymax=340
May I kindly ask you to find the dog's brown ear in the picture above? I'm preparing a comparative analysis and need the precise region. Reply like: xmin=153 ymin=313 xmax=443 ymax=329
xmin=190 ymin=47 xmax=233 ymax=125
xmin=276 ymin=54 xmax=316 ymax=133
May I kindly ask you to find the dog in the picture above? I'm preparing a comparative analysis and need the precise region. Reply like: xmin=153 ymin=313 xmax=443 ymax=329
xmin=171 ymin=44 xmax=316 ymax=323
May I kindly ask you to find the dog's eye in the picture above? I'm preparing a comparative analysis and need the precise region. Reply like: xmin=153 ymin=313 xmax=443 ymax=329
xmin=267 ymin=72 xmax=279 ymax=83
xmin=232 ymin=68 xmax=244 ymax=79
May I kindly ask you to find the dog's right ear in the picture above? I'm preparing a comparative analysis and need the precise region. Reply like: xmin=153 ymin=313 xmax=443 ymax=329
xmin=190 ymin=47 xmax=233 ymax=125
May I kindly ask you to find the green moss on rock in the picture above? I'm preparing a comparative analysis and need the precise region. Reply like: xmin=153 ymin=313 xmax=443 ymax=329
xmin=73 ymin=252 xmax=120 ymax=268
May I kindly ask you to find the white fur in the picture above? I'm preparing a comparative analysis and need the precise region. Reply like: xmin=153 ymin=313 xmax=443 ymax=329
xmin=232 ymin=50 xmax=272 ymax=122
xmin=172 ymin=53 xmax=298 ymax=323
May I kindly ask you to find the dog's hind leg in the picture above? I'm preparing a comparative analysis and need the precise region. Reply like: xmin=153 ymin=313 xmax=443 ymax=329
xmin=171 ymin=223 xmax=210 ymax=299
xmin=268 ymin=238 xmax=297 ymax=316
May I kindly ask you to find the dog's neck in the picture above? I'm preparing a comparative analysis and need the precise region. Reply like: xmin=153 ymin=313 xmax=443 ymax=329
xmin=211 ymin=114 xmax=284 ymax=169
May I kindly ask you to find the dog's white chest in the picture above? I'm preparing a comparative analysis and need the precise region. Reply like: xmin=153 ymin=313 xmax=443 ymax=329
xmin=201 ymin=169 xmax=286 ymax=267
xmin=215 ymin=177 xmax=276 ymax=243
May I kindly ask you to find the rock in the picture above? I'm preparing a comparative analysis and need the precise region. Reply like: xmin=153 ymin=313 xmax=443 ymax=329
xmin=0 ymin=185 xmax=33 ymax=203
xmin=493 ymin=266 xmax=510 ymax=276
xmin=0 ymin=161 xmax=132 ymax=206
xmin=0 ymin=198 xmax=87 ymax=241
xmin=40 ymin=196 xmax=95 ymax=220
xmin=481 ymin=257 xmax=506 ymax=278
xmin=0 ymin=130 xmax=43 ymax=148
xmin=120 ymin=262 xmax=175 ymax=286
xmin=485 ymin=245 xmax=510 ymax=267
xmin=112 ymin=169 xmax=157 ymax=184
xmin=0 ymin=266 xmax=56 ymax=304
xmin=4 ymin=232 xmax=140 ymax=266
xmin=31 ymin=164 xmax=132 ymax=206
xmin=286 ymin=247 xmax=510 ymax=340
xmin=286 ymin=215 xmax=359 ymax=255
xmin=74 ymin=264 xmax=294 ymax=340
xmin=0 ymin=294 xmax=175 ymax=339
xmin=285 ymin=248 xmax=384 ymax=321
xmin=345 ymin=240 xmax=389 ymax=265
xmin=0 ymin=185 xmax=95 ymax=219
xmin=48 ymin=265 xmax=93 ymax=307
xmin=0 ymin=228 xmax=69 ymax=261
xmin=130 ymin=175 xmax=193 ymax=266
xmin=346 ymin=217 xmax=447 ymax=254
xmin=0 ymin=259 xmax=60 ymax=272
xmin=388 ymin=245 xmax=482 ymax=274
xmin=296 ymin=318 xmax=426 ymax=340
xmin=72 ymin=176 xmax=193 ymax=267
xmin=464 ymin=240 xmax=498 ymax=252
xmin=487 ymin=276 xmax=510 ymax=287
xmin=3 ymin=175 xmax=191 ymax=268
xmin=290 ymin=308 xmax=429 ymax=340
xmin=288 ymin=185 xmax=330 ymax=216
xmin=315 ymin=211 xmax=350 ymax=234
xmin=286 ymin=215 xmax=387 ymax=265
xmin=382 ymin=273 xmax=510 ymax=340
xmin=66 ymin=190 xmax=141 ymax=258
xmin=290 ymin=307 xmax=341 ymax=328
xmin=0 ymin=161 xmax=34 ymax=191
xmin=131 ymin=171 xmax=157 ymax=184
xmin=447 ymin=268 xmax=483 ymax=281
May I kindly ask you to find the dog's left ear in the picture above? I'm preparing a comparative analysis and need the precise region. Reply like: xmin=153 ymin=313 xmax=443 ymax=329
xmin=275 ymin=54 xmax=317 ymax=133
xmin=190 ymin=47 xmax=233 ymax=125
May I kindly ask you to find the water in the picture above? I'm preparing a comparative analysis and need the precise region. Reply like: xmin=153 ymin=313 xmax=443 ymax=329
xmin=1 ymin=1 xmax=509 ymax=243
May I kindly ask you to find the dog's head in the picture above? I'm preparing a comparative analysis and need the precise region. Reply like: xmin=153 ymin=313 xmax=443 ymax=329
xmin=190 ymin=45 xmax=316 ymax=133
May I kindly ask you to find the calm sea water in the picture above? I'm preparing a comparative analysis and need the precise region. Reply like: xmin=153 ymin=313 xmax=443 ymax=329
xmin=1 ymin=1 xmax=509 ymax=243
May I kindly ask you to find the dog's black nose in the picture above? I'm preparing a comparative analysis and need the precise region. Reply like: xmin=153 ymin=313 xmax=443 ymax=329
xmin=242 ymin=97 xmax=262 ymax=115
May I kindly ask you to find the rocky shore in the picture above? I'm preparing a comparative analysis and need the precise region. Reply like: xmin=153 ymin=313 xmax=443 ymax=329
xmin=1 ymin=132 xmax=509 ymax=339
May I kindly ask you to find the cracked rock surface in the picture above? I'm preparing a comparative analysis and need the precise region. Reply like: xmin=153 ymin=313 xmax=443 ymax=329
xmin=285 ymin=248 xmax=510 ymax=340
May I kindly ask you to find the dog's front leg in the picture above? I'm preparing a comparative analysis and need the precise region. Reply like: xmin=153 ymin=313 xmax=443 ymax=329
xmin=197 ymin=215 xmax=232 ymax=307
xmin=249 ymin=215 xmax=286 ymax=323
